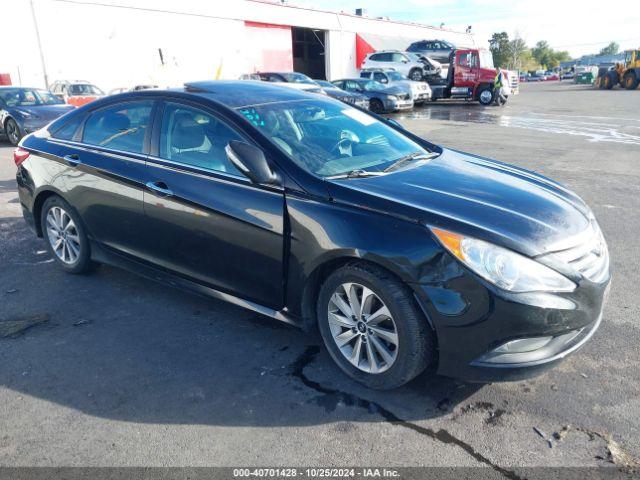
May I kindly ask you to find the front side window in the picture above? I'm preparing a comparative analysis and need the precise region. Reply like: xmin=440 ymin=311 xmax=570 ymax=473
xmin=238 ymin=98 xmax=433 ymax=178
xmin=392 ymin=53 xmax=407 ymax=62
xmin=158 ymin=103 xmax=243 ymax=176
xmin=83 ymin=101 xmax=152 ymax=153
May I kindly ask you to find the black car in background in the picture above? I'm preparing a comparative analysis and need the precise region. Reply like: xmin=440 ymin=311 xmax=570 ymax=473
xmin=407 ymin=39 xmax=456 ymax=63
xmin=331 ymin=78 xmax=413 ymax=113
xmin=0 ymin=87 xmax=74 ymax=145
xmin=15 ymin=82 xmax=610 ymax=389
xmin=314 ymin=80 xmax=369 ymax=109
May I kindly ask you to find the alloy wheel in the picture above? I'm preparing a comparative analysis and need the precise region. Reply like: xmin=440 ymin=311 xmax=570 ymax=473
xmin=327 ymin=282 xmax=398 ymax=374
xmin=6 ymin=120 xmax=19 ymax=145
xmin=479 ymin=89 xmax=493 ymax=104
xmin=46 ymin=206 xmax=81 ymax=264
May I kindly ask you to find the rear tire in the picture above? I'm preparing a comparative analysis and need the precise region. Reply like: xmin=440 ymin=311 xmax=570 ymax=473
xmin=41 ymin=196 xmax=93 ymax=274
xmin=317 ymin=262 xmax=436 ymax=390
xmin=603 ymin=73 xmax=615 ymax=90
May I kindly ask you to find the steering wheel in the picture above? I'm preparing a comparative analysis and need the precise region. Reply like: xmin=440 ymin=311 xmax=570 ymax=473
xmin=330 ymin=130 xmax=359 ymax=157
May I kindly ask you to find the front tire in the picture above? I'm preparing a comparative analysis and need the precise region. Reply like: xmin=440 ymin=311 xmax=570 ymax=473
xmin=478 ymin=87 xmax=494 ymax=106
xmin=408 ymin=68 xmax=423 ymax=81
xmin=369 ymin=98 xmax=384 ymax=113
xmin=317 ymin=262 xmax=436 ymax=389
xmin=41 ymin=196 xmax=93 ymax=274
xmin=624 ymin=72 xmax=639 ymax=90
xmin=5 ymin=118 xmax=22 ymax=146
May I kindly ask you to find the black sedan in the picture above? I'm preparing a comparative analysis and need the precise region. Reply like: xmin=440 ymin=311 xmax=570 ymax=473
xmin=14 ymin=82 xmax=610 ymax=389
xmin=314 ymin=80 xmax=369 ymax=109
xmin=1 ymin=87 xmax=74 ymax=145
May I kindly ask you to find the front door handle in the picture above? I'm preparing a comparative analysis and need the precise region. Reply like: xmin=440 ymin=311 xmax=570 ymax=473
xmin=63 ymin=154 xmax=81 ymax=166
xmin=146 ymin=181 xmax=173 ymax=197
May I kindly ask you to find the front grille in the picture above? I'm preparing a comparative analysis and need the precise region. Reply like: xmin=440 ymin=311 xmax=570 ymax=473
xmin=547 ymin=222 xmax=609 ymax=283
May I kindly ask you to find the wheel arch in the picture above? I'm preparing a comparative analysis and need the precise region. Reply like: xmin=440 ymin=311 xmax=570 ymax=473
xmin=298 ymin=252 xmax=433 ymax=332
xmin=32 ymin=188 xmax=67 ymax=237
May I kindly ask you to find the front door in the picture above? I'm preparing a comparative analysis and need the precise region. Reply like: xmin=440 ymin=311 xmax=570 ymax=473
xmin=142 ymin=101 xmax=285 ymax=308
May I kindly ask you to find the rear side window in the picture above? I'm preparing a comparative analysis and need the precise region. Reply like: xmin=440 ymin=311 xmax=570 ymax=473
xmin=82 ymin=101 xmax=152 ymax=153
xmin=52 ymin=115 xmax=83 ymax=140
xmin=158 ymin=102 xmax=243 ymax=176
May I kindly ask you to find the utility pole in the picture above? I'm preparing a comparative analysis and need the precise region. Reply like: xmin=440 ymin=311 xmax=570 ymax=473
xmin=29 ymin=0 xmax=49 ymax=89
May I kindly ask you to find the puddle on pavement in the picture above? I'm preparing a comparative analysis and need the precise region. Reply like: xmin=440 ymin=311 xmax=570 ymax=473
xmin=396 ymin=108 xmax=640 ymax=146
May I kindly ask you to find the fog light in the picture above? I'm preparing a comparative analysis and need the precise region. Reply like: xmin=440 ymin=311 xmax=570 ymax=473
xmin=493 ymin=336 xmax=553 ymax=354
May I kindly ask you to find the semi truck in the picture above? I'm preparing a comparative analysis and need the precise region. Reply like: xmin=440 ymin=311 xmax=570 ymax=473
xmin=430 ymin=49 xmax=519 ymax=105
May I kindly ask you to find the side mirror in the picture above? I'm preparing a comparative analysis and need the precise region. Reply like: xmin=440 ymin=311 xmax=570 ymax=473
xmin=225 ymin=140 xmax=280 ymax=186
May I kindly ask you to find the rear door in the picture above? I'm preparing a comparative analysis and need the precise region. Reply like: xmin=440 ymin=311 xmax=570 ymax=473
xmin=49 ymin=99 xmax=154 ymax=258
xmin=142 ymin=100 xmax=285 ymax=308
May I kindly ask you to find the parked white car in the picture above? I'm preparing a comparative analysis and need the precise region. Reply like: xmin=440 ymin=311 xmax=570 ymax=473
xmin=359 ymin=69 xmax=431 ymax=105
xmin=361 ymin=51 xmax=424 ymax=81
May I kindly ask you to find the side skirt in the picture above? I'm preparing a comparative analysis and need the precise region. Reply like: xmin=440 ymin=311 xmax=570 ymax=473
xmin=90 ymin=240 xmax=302 ymax=328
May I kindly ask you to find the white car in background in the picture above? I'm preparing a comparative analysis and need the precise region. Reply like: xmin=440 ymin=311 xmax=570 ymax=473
xmin=361 ymin=51 xmax=425 ymax=81
xmin=360 ymin=69 xmax=431 ymax=105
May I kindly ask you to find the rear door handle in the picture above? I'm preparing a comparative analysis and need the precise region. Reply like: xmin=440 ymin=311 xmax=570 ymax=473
xmin=146 ymin=181 xmax=173 ymax=197
xmin=63 ymin=154 xmax=81 ymax=166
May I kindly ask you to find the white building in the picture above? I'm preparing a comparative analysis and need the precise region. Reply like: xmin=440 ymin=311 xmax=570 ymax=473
xmin=3 ymin=0 xmax=479 ymax=92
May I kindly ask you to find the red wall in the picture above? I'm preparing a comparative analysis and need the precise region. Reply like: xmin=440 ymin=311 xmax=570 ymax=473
xmin=0 ymin=74 xmax=12 ymax=86
xmin=355 ymin=34 xmax=375 ymax=69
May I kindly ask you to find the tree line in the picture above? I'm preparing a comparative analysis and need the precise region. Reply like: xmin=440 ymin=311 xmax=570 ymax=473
xmin=489 ymin=33 xmax=570 ymax=71
xmin=489 ymin=34 xmax=620 ymax=72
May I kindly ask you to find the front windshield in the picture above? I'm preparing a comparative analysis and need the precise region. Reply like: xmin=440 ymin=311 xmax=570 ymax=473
xmin=0 ymin=88 xmax=63 ymax=107
xmin=363 ymin=80 xmax=385 ymax=91
xmin=479 ymin=50 xmax=495 ymax=69
xmin=281 ymin=73 xmax=314 ymax=84
xmin=237 ymin=98 xmax=432 ymax=177
xmin=69 ymin=84 xmax=103 ymax=95
xmin=387 ymin=71 xmax=406 ymax=81
xmin=316 ymin=80 xmax=337 ymax=89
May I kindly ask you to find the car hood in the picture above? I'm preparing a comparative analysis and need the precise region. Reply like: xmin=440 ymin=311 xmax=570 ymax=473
xmin=12 ymin=104 xmax=75 ymax=121
xmin=330 ymin=148 xmax=592 ymax=256
xmin=372 ymin=85 xmax=407 ymax=96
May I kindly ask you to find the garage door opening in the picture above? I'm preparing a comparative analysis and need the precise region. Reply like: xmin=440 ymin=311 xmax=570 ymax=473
xmin=292 ymin=27 xmax=326 ymax=80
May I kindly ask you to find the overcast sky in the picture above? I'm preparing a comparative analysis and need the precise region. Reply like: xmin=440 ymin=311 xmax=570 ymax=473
xmin=289 ymin=0 xmax=640 ymax=57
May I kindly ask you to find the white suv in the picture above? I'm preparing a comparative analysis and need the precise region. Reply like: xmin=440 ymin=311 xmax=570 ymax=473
xmin=361 ymin=51 xmax=424 ymax=81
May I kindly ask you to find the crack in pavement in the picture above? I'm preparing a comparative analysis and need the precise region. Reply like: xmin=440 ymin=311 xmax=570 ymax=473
xmin=290 ymin=346 xmax=523 ymax=480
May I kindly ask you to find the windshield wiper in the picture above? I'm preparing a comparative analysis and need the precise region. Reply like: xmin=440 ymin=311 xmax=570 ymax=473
xmin=326 ymin=169 xmax=386 ymax=180
xmin=383 ymin=151 xmax=440 ymax=172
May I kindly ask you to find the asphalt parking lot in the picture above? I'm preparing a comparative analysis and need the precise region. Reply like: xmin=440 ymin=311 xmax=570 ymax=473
xmin=1 ymin=81 xmax=639 ymax=474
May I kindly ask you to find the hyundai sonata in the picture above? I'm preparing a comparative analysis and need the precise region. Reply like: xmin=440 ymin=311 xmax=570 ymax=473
xmin=15 ymin=81 xmax=610 ymax=389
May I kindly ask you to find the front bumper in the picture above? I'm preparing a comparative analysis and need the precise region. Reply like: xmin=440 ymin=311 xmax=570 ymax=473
xmin=412 ymin=257 xmax=611 ymax=383
xmin=412 ymin=91 xmax=431 ymax=102
xmin=386 ymin=99 xmax=414 ymax=111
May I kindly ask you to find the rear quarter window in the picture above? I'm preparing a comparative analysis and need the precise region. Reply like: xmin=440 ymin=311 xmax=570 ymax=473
xmin=51 ymin=115 xmax=83 ymax=141
xmin=82 ymin=101 xmax=153 ymax=153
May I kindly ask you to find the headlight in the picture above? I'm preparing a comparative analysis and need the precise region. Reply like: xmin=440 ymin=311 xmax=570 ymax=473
xmin=431 ymin=227 xmax=576 ymax=293
xmin=387 ymin=95 xmax=398 ymax=101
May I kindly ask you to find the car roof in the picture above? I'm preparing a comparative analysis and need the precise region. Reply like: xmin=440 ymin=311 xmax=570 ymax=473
xmin=114 ymin=80 xmax=320 ymax=109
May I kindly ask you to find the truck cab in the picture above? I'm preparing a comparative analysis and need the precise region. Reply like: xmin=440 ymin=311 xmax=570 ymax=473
xmin=431 ymin=48 xmax=519 ymax=105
